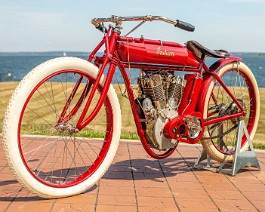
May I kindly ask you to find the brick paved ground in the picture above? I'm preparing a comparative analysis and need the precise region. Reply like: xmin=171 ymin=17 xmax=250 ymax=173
xmin=1 ymin=137 xmax=265 ymax=211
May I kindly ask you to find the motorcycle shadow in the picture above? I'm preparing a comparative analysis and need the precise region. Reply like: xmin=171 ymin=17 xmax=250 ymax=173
xmin=0 ymin=157 xmax=197 ymax=201
xmin=103 ymin=157 xmax=198 ymax=181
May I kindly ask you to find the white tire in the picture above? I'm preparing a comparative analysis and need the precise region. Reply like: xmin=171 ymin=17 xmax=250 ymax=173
xmin=201 ymin=62 xmax=260 ymax=162
xmin=2 ymin=57 xmax=121 ymax=198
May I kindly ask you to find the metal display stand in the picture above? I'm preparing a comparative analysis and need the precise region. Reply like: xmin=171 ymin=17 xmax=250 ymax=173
xmin=194 ymin=120 xmax=260 ymax=176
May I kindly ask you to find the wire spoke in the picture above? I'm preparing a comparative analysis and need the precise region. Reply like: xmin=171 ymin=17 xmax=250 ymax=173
xmin=19 ymin=70 xmax=113 ymax=187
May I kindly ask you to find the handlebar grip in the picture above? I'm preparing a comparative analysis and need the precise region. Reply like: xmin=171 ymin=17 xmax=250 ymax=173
xmin=96 ymin=23 xmax=107 ymax=33
xmin=175 ymin=20 xmax=195 ymax=32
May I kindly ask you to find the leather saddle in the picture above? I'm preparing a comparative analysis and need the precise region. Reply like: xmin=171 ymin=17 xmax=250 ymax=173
xmin=186 ymin=40 xmax=230 ymax=60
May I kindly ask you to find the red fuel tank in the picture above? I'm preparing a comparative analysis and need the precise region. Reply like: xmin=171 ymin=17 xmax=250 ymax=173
xmin=117 ymin=37 xmax=200 ymax=68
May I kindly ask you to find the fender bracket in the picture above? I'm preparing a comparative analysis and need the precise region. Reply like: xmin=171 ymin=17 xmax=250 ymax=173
xmin=196 ymin=56 xmax=242 ymax=114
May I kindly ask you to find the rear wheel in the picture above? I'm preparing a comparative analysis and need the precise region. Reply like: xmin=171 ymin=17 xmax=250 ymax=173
xmin=202 ymin=62 xmax=260 ymax=162
xmin=3 ymin=57 xmax=121 ymax=198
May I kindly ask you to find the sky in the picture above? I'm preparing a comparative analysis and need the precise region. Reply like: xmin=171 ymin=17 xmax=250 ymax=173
xmin=0 ymin=0 xmax=265 ymax=52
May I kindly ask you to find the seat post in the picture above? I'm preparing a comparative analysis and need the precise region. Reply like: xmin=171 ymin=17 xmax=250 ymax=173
xmin=201 ymin=52 xmax=205 ymax=60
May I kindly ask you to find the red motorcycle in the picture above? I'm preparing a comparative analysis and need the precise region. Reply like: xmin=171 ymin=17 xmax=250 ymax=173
xmin=3 ymin=15 xmax=260 ymax=198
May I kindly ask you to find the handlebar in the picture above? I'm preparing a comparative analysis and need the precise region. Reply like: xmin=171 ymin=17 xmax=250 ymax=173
xmin=175 ymin=20 xmax=195 ymax=32
xmin=91 ymin=15 xmax=195 ymax=32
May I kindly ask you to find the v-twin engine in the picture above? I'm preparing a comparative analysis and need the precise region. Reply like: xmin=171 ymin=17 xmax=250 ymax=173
xmin=136 ymin=70 xmax=185 ymax=150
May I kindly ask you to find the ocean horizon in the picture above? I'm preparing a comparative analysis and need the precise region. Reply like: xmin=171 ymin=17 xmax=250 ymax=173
xmin=0 ymin=52 xmax=264 ymax=87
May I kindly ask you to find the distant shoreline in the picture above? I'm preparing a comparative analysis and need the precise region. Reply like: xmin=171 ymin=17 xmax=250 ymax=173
xmin=0 ymin=53 xmax=264 ymax=87
xmin=0 ymin=52 xmax=91 ymax=57
xmin=0 ymin=51 xmax=265 ymax=57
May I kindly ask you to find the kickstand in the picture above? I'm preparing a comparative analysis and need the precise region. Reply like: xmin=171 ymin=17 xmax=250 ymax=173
xmin=194 ymin=119 xmax=260 ymax=176
xmin=217 ymin=119 xmax=260 ymax=176
xmin=194 ymin=149 xmax=218 ymax=173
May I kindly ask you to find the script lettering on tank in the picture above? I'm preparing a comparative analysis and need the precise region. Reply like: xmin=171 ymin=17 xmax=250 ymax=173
xmin=156 ymin=47 xmax=175 ymax=56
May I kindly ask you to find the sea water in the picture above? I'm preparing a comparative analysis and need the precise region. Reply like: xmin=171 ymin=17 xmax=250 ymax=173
xmin=0 ymin=52 xmax=264 ymax=87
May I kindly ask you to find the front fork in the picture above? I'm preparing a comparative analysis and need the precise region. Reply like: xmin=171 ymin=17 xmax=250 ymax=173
xmin=57 ymin=60 xmax=116 ymax=132
xmin=75 ymin=62 xmax=116 ymax=130
xmin=57 ymin=27 xmax=118 ymax=131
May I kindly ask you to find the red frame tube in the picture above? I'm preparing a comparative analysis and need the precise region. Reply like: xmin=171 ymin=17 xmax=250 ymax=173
xmin=178 ymin=74 xmax=202 ymax=115
xmin=58 ymin=75 xmax=84 ymax=123
xmin=211 ymin=72 xmax=245 ymax=112
xmin=115 ymin=56 xmax=165 ymax=158
xmin=204 ymin=112 xmax=245 ymax=126
xmin=60 ymin=25 xmax=246 ymax=149
xmin=76 ymin=27 xmax=118 ymax=130
xmin=59 ymin=80 xmax=92 ymax=124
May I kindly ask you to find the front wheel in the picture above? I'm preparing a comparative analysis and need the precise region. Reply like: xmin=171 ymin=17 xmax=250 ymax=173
xmin=201 ymin=62 xmax=260 ymax=162
xmin=3 ymin=57 xmax=121 ymax=198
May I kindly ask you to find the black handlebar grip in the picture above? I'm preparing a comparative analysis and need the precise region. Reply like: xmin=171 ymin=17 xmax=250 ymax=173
xmin=175 ymin=20 xmax=195 ymax=32
xmin=96 ymin=23 xmax=107 ymax=33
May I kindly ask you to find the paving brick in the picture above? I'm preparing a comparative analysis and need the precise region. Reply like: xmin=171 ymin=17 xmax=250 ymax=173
xmin=169 ymin=181 xmax=204 ymax=190
xmin=96 ymin=205 xmax=137 ymax=212
xmin=102 ymin=170 xmax=133 ymax=180
xmin=0 ymin=137 xmax=265 ymax=210
xmin=0 ymin=185 xmax=22 ymax=198
xmin=134 ymin=179 xmax=168 ymax=189
xmin=97 ymin=194 xmax=136 ymax=206
xmin=214 ymin=199 xmax=257 ymax=210
xmin=99 ymin=185 xmax=135 ymax=196
xmin=0 ymin=201 xmax=10 ymax=211
xmin=130 ymin=165 xmax=161 ymax=173
xmin=137 ymin=196 xmax=176 ymax=207
xmin=207 ymin=189 xmax=246 ymax=200
xmin=99 ymin=178 xmax=134 ymax=188
xmin=199 ymin=178 xmax=237 ymax=191
xmin=136 ymin=187 xmax=172 ymax=198
xmin=111 ymin=157 xmax=132 ymax=164
xmin=0 ymin=167 xmax=14 ymax=174
xmin=52 ymin=203 xmax=94 ymax=211
xmin=56 ymin=193 xmax=97 ymax=204
xmin=251 ymin=200 xmax=265 ymax=211
xmin=196 ymin=174 xmax=230 ymax=183
xmin=108 ymin=165 xmax=132 ymax=172
xmin=179 ymin=209 xmax=218 ymax=212
xmin=173 ymin=188 xmax=211 ymax=200
xmin=228 ymin=175 xmax=261 ymax=184
xmin=243 ymin=191 xmax=265 ymax=201
xmin=233 ymin=181 xmax=265 ymax=192
xmin=166 ymin=172 xmax=198 ymax=182
xmin=138 ymin=206 xmax=179 ymax=212
xmin=7 ymin=202 xmax=53 ymax=212
xmin=176 ymin=198 xmax=218 ymax=210
xmin=131 ymin=160 xmax=159 ymax=167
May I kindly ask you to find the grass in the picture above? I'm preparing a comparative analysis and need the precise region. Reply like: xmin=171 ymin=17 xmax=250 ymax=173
xmin=0 ymin=82 xmax=264 ymax=149
xmin=0 ymin=82 xmax=139 ymax=140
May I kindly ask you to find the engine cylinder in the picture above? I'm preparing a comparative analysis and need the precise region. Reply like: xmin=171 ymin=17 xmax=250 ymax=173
xmin=137 ymin=70 xmax=185 ymax=150
xmin=168 ymin=76 xmax=183 ymax=108
xmin=140 ymin=74 xmax=166 ymax=110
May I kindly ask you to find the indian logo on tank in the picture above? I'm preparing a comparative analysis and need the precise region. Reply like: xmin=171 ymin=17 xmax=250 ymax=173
xmin=156 ymin=47 xmax=175 ymax=56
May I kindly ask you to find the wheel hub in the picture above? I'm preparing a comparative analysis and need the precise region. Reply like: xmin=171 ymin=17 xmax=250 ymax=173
xmin=55 ymin=123 xmax=77 ymax=135
xmin=218 ymin=99 xmax=244 ymax=124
